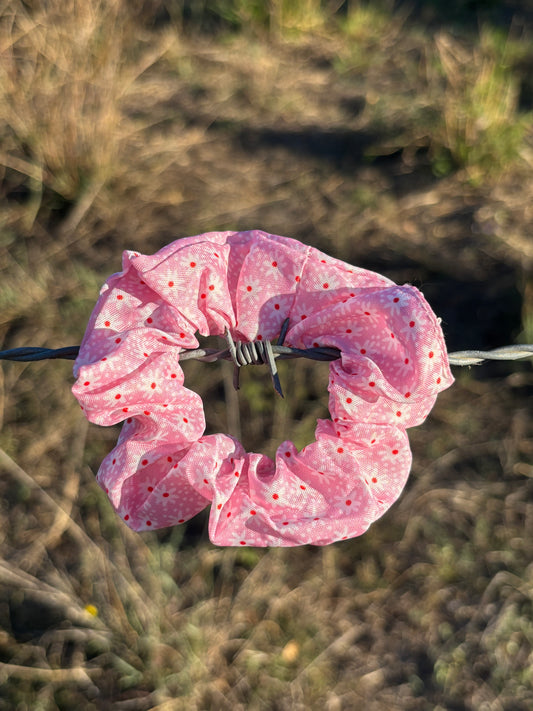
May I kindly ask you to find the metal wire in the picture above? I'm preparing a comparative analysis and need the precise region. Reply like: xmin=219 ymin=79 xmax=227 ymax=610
xmin=0 ymin=346 xmax=81 ymax=361
xmin=1 ymin=343 xmax=532 ymax=368
xmin=447 ymin=345 xmax=533 ymax=366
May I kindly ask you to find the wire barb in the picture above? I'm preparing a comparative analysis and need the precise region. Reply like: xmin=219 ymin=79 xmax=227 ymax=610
xmin=225 ymin=328 xmax=284 ymax=397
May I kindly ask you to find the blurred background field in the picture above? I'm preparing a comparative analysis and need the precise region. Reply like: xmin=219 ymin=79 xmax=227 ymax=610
xmin=1 ymin=0 xmax=533 ymax=708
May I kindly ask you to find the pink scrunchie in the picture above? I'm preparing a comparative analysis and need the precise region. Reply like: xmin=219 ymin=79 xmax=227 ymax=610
xmin=73 ymin=230 xmax=453 ymax=546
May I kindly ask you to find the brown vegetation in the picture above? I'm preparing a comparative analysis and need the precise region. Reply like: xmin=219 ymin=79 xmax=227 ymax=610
xmin=1 ymin=1 xmax=532 ymax=708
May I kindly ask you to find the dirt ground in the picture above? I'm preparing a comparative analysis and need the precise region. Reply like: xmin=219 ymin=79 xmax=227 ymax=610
xmin=1 ymin=2 xmax=533 ymax=709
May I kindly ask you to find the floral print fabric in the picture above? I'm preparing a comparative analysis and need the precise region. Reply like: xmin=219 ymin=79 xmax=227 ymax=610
xmin=73 ymin=230 xmax=453 ymax=546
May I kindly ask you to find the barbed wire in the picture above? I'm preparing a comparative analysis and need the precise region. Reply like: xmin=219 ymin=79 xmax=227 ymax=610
xmin=1 ymin=343 xmax=532 ymax=367
xmin=447 ymin=345 xmax=533 ymax=366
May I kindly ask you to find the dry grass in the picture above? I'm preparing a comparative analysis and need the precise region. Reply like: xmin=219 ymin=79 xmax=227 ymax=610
xmin=1 ymin=1 xmax=533 ymax=709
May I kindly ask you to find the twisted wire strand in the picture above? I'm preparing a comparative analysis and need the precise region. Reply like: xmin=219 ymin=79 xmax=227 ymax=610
xmin=1 ymin=344 xmax=532 ymax=367
xmin=447 ymin=345 xmax=533 ymax=366
xmin=0 ymin=341 xmax=533 ymax=367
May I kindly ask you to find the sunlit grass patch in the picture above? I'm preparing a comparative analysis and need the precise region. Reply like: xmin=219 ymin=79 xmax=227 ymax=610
xmin=432 ymin=28 xmax=533 ymax=180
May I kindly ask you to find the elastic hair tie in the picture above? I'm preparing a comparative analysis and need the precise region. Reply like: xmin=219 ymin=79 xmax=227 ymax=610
xmin=72 ymin=230 xmax=453 ymax=547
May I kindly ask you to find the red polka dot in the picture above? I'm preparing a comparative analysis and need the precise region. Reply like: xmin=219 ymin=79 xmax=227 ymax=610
xmin=372 ymin=477 xmax=377 ymax=483
xmin=147 ymin=486 xmax=154 ymax=492
xmin=250 ymin=509 xmax=257 ymax=515
xmin=142 ymin=459 xmax=148 ymax=465
xmin=190 ymin=262 xmax=196 ymax=268
xmin=151 ymin=382 xmax=156 ymax=389
xmin=321 ymin=259 xmax=326 ymax=263
xmin=146 ymin=520 xmax=152 ymax=526
xmin=112 ymin=459 xmax=116 ymax=464
xmin=319 ymin=471 xmax=325 ymax=476
xmin=117 ymin=294 xmax=123 ymax=300
xmin=283 ymin=522 xmax=289 ymax=526
xmin=392 ymin=449 xmax=398 ymax=455
xmin=272 ymin=261 xmax=277 ymax=267
xmin=246 ymin=285 xmax=252 ymax=292
xmin=429 ymin=351 xmax=434 ymax=358
xmin=115 ymin=338 xmax=121 ymax=344
xmin=337 ymin=447 xmax=344 ymax=454
xmin=346 ymin=328 xmax=352 ymax=333
xmin=144 ymin=352 xmax=149 ymax=358
xmin=369 ymin=382 xmax=375 ymax=387
xmin=360 ymin=348 xmax=366 ymax=354
xmin=364 ymin=311 xmax=370 ymax=316
xmin=178 ymin=519 xmax=185 ymax=523
xmin=346 ymin=500 xmax=352 ymax=506
xmin=105 ymin=320 xmax=110 ymax=327
xmin=84 ymin=381 xmax=90 ymax=386
xmin=127 ymin=417 xmax=132 ymax=423
xmin=147 ymin=317 xmax=153 ymax=324
xmin=300 ymin=485 xmax=306 ymax=490
xmin=274 ymin=303 xmax=280 ymax=310
xmin=171 ymin=373 xmax=177 ymax=378
xmin=168 ymin=281 xmax=174 ymax=287
xmin=409 ymin=321 xmax=415 ymax=328
xmin=163 ymin=492 xmax=169 ymax=497
xmin=203 ymin=478 xmax=208 ymax=484
xmin=346 ymin=397 xmax=352 ymax=404
xmin=140 ymin=280 xmax=145 ymax=285
xmin=122 ymin=407 xmax=128 ymax=412
xmin=405 ymin=392 xmax=411 ymax=398
xmin=393 ymin=297 xmax=399 ymax=302
xmin=217 ymin=504 xmax=222 ymax=510
xmin=391 ymin=333 xmax=395 ymax=339
xmin=201 ymin=293 xmax=206 ymax=299
xmin=227 ymin=512 xmax=231 ymax=518
xmin=285 ymin=451 xmax=291 ymax=457
xmin=179 ymin=332 xmax=185 ymax=338
xmin=144 ymin=410 xmax=150 ymax=416
xmin=323 ymin=283 xmax=329 ymax=289
xmin=167 ymin=456 xmax=172 ymax=462
xmin=405 ymin=358 xmax=409 ymax=364
xmin=115 ymin=393 xmax=121 ymax=399
xmin=396 ymin=411 xmax=401 ymax=417
xmin=301 ymin=314 xmax=307 ymax=320
xmin=101 ymin=357 xmax=107 ymax=361
xmin=240 ymin=541 xmax=246 ymax=545
xmin=257 ymin=334 xmax=262 ymax=341
xmin=209 ymin=284 xmax=214 ymax=290
xmin=183 ymin=417 xmax=188 ymax=423
xmin=371 ymin=439 xmax=376 ymax=444
xmin=437 ymin=377 xmax=441 ymax=384
xmin=234 ymin=471 xmax=239 ymax=477
xmin=272 ymin=493 xmax=279 ymax=500
xmin=313 ymin=342 xmax=319 ymax=347
xmin=124 ymin=514 xmax=129 ymax=521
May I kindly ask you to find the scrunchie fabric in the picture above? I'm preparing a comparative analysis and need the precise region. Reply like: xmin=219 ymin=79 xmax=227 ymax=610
xmin=73 ymin=230 xmax=453 ymax=546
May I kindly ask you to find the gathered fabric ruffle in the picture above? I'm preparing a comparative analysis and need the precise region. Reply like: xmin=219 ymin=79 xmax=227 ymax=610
xmin=73 ymin=230 xmax=453 ymax=546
